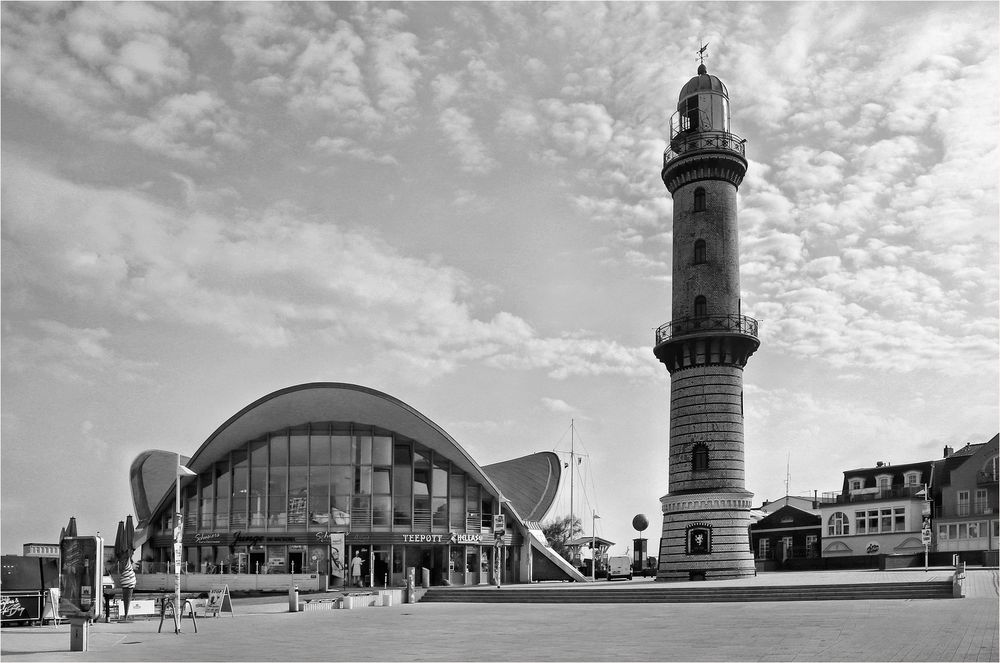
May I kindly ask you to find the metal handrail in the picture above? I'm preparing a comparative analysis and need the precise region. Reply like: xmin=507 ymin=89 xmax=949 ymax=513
xmin=655 ymin=314 xmax=759 ymax=345
xmin=664 ymin=130 xmax=746 ymax=166
xmin=834 ymin=485 xmax=927 ymax=504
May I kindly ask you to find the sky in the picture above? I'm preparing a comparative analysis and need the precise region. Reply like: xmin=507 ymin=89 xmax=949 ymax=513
xmin=2 ymin=1 xmax=998 ymax=557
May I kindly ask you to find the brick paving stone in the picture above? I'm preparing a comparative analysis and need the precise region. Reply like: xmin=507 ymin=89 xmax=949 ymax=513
xmin=1 ymin=569 xmax=996 ymax=662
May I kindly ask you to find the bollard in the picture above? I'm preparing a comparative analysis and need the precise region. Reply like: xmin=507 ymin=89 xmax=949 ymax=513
xmin=69 ymin=618 xmax=89 ymax=651
xmin=288 ymin=584 xmax=299 ymax=612
xmin=421 ymin=566 xmax=430 ymax=589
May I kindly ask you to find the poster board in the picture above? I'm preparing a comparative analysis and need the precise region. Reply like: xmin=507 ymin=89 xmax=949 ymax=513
xmin=58 ymin=536 xmax=102 ymax=620
xmin=328 ymin=533 xmax=345 ymax=579
xmin=205 ymin=584 xmax=233 ymax=617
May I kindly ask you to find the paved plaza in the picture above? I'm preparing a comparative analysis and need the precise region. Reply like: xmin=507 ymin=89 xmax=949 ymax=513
xmin=2 ymin=569 xmax=997 ymax=662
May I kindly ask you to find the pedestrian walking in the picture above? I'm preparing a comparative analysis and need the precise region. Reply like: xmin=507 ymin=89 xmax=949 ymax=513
xmin=350 ymin=552 xmax=363 ymax=587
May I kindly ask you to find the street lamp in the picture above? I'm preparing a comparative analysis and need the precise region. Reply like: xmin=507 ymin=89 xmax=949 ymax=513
xmin=174 ymin=453 xmax=196 ymax=634
xmin=591 ymin=512 xmax=601 ymax=581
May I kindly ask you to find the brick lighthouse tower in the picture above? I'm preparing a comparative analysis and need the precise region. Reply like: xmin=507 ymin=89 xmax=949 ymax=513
xmin=653 ymin=54 xmax=759 ymax=581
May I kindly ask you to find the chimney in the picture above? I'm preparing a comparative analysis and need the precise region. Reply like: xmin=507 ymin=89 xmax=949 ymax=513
xmin=943 ymin=445 xmax=954 ymax=458
xmin=876 ymin=461 xmax=884 ymax=468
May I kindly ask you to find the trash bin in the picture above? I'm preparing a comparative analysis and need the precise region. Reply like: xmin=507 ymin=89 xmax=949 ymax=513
xmin=420 ymin=567 xmax=430 ymax=589
xmin=288 ymin=584 xmax=299 ymax=612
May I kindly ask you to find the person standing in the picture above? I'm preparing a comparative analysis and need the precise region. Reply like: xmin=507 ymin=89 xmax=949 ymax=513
xmin=350 ymin=552 xmax=363 ymax=587
xmin=118 ymin=559 xmax=136 ymax=621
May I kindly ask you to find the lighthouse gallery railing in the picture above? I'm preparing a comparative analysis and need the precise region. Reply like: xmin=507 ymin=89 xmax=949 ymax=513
xmin=664 ymin=130 xmax=746 ymax=166
xmin=656 ymin=314 xmax=759 ymax=345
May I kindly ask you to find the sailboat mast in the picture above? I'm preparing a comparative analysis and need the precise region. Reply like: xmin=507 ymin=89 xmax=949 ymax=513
xmin=570 ymin=419 xmax=575 ymax=531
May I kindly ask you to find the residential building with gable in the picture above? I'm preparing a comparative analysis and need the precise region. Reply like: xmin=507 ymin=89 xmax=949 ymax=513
xmin=749 ymin=500 xmax=821 ymax=571
xmin=931 ymin=435 xmax=999 ymax=565
xmin=818 ymin=459 xmax=932 ymax=561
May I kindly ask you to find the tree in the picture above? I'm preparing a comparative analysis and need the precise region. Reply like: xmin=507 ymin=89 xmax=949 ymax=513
xmin=541 ymin=514 xmax=583 ymax=562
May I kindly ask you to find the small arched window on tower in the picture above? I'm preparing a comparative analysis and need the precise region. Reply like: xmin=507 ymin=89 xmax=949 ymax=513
xmin=694 ymin=295 xmax=707 ymax=318
xmin=692 ymin=444 xmax=709 ymax=471
xmin=693 ymin=187 xmax=706 ymax=211
xmin=693 ymin=239 xmax=707 ymax=264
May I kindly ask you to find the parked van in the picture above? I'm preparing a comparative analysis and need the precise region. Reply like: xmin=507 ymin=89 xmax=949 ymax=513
xmin=606 ymin=555 xmax=633 ymax=581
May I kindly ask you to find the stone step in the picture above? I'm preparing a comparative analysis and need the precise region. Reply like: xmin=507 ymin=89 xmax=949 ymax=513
xmin=420 ymin=581 xmax=954 ymax=603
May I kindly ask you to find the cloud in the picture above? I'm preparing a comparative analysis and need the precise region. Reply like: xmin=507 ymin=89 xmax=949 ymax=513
xmin=437 ymin=107 xmax=497 ymax=174
xmin=311 ymin=136 xmax=398 ymax=165
xmin=541 ymin=398 xmax=576 ymax=415
xmin=2 ymin=156 xmax=652 ymax=382
xmin=2 ymin=320 xmax=156 ymax=385
xmin=0 ymin=2 xmax=244 ymax=163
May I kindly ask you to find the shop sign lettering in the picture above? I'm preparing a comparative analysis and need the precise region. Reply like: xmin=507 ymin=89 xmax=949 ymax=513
xmin=402 ymin=534 xmax=446 ymax=543
xmin=232 ymin=532 xmax=264 ymax=548
xmin=866 ymin=542 xmax=880 ymax=555
xmin=450 ymin=533 xmax=482 ymax=544
xmin=194 ymin=532 xmax=223 ymax=544
xmin=315 ymin=532 xmax=345 ymax=543
xmin=230 ymin=531 xmax=297 ymax=547
xmin=1 ymin=596 xmax=27 ymax=619
xmin=399 ymin=533 xmax=483 ymax=544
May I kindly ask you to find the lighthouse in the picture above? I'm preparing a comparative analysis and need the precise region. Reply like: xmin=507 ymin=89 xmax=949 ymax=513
xmin=653 ymin=55 xmax=759 ymax=581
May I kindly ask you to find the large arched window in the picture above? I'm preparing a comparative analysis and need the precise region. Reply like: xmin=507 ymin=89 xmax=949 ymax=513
xmin=693 ymin=187 xmax=706 ymax=211
xmin=692 ymin=444 xmax=709 ymax=471
xmin=694 ymin=295 xmax=707 ymax=318
xmin=828 ymin=512 xmax=850 ymax=536
xmin=693 ymin=239 xmax=707 ymax=264
xmin=982 ymin=455 xmax=999 ymax=483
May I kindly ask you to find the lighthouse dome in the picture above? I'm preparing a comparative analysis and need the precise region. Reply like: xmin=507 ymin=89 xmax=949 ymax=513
xmin=678 ymin=64 xmax=729 ymax=101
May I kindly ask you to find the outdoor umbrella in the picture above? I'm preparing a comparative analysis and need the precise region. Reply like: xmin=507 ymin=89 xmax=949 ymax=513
xmin=124 ymin=515 xmax=135 ymax=556
xmin=113 ymin=521 xmax=128 ymax=568
xmin=108 ymin=520 xmax=128 ymax=622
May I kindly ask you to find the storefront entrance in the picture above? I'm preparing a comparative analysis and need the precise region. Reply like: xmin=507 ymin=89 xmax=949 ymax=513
xmin=249 ymin=549 xmax=265 ymax=574
xmin=288 ymin=550 xmax=305 ymax=574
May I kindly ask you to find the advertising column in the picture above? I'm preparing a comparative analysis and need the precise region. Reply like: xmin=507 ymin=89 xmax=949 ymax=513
xmin=59 ymin=536 xmax=103 ymax=651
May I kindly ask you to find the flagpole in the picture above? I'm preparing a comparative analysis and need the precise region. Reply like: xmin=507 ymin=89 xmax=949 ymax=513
xmin=175 ymin=453 xmax=182 ymax=633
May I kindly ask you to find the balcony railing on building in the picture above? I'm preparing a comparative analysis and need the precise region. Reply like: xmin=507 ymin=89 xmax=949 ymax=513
xmin=832 ymin=484 xmax=926 ymax=504
xmin=977 ymin=470 xmax=998 ymax=485
xmin=655 ymin=314 xmax=759 ymax=345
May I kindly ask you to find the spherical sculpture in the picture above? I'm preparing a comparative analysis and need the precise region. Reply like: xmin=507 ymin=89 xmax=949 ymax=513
xmin=632 ymin=514 xmax=649 ymax=532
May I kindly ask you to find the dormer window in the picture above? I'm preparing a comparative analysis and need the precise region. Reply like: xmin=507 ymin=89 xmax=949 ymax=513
xmin=693 ymin=187 xmax=706 ymax=211
xmin=904 ymin=471 xmax=921 ymax=487
xmin=876 ymin=474 xmax=892 ymax=495
xmin=848 ymin=477 xmax=864 ymax=492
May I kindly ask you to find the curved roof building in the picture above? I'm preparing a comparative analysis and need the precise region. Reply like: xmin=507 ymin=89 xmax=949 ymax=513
xmin=130 ymin=383 xmax=585 ymax=586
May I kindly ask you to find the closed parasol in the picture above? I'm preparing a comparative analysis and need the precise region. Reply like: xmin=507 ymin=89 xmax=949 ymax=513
xmin=114 ymin=520 xmax=128 ymax=568
xmin=64 ymin=516 xmax=77 ymax=539
xmin=124 ymin=515 xmax=135 ymax=556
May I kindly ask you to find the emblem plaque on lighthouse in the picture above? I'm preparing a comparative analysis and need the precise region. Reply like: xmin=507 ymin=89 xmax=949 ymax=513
xmin=654 ymin=48 xmax=759 ymax=581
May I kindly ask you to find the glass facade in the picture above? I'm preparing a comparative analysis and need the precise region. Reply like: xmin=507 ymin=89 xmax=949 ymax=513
xmin=161 ymin=423 xmax=496 ymax=536
xmin=153 ymin=421 xmax=503 ymax=585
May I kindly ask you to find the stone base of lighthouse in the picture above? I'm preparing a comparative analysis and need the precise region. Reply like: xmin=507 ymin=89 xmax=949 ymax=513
xmin=656 ymin=490 xmax=755 ymax=581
